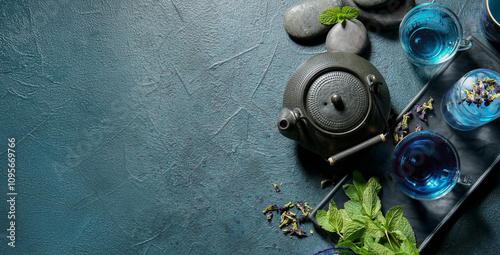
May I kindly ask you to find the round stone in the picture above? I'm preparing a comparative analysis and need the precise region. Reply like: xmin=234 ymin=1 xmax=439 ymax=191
xmin=283 ymin=0 xmax=343 ymax=40
xmin=325 ymin=19 xmax=368 ymax=55
xmin=354 ymin=0 xmax=392 ymax=9
xmin=342 ymin=0 xmax=416 ymax=30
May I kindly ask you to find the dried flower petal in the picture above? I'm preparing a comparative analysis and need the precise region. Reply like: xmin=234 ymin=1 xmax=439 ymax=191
xmin=266 ymin=211 xmax=273 ymax=221
xmin=296 ymin=201 xmax=306 ymax=214
xmin=262 ymin=204 xmax=278 ymax=214
xmin=414 ymin=103 xmax=423 ymax=113
xmin=305 ymin=202 xmax=313 ymax=211
xmin=272 ymin=183 xmax=281 ymax=193
xmin=414 ymin=97 xmax=433 ymax=122
xmin=297 ymin=214 xmax=307 ymax=223
xmin=393 ymin=112 xmax=412 ymax=144
xmin=278 ymin=205 xmax=288 ymax=215
xmin=423 ymin=97 xmax=434 ymax=110
xmin=278 ymin=202 xmax=294 ymax=214
xmin=279 ymin=217 xmax=290 ymax=228
xmin=284 ymin=215 xmax=296 ymax=222
xmin=415 ymin=125 xmax=423 ymax=132
xmin=461 ymin=77 xmax=499 ymax=108
xmin=416 ymin=111 xmax=426 ymax=121
xmin=492 ymin=80 xmax=500 ymax=93
xmin=291 ymin=229 xmax=308 ymax=237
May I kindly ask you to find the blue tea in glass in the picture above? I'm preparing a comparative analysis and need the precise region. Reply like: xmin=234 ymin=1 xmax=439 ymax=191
xmin=391 ymin=131 xmax=472 ymax=200
xmin=400 ymin=3 xmax=471 ymax=66
xmin=441 ymin=69 xmax=500 ymax=131
xmin=480 ymin=0 xmax=500 ymax=42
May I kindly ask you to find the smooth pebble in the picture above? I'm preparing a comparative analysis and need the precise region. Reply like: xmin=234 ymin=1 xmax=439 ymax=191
xmin=325 ymin=19 xmax=368 ymax=55
xmin=353 ymin=0 xmax=392 ymax=9
xmin=283 ymin=0 xmax=343 ymax=40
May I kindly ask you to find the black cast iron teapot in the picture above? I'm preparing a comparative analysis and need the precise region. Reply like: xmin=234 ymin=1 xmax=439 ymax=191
xmin=278 ymin=52 xmax=391 ymax=165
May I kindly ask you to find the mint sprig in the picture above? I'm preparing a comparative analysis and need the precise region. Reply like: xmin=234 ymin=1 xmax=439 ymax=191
xmin=319 ymin=6 xmax=360 ymax=25
xmin=315 ymin=170 xmax=419 ymax=255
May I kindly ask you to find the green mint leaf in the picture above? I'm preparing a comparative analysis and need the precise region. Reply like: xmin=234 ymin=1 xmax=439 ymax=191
xmin=368 ymin=243 xmax=396 ymax=255
xmin=327 ymin=200 xmax=343 ymax=233
xmin=394 ymin=217 xmax=416 ymax=245
xmin=353 ymin=215 xmax=372 ymax=225
xmin=392 ymin=230 xmax=408 ymax=243
xmin=336 ymin=241 xmax=370 ymax=255
xmin=337 ymin=13 xmax=345 ymax=24
xmin=367 ymin=177 xmax=382 ymax=194
xmin=376 ymin=211 xmax=385 ymax=225
xmin=343 ymin=184 xmax=360 ymax=201
xmin=344 ymin=200 xmax=363 ymax=219
xmin=385 ymin=205 xmax=404 ymax=231
xmin=342 ymin=6 xmax=359 ymax=20
xmin=318 ymin=8 xmax=341 ymax=25
xmin=362 ymin=232 xmax=375 ymax=249
xmin=315 ymin=210 xmax=335 ymax=233
xmin=353 ymin=170 xmax=367 ymax=200
xmin=400 ymin=239 xmax=419 ymax=255
xmin=339 ymin=209 xmax=352 ymax=228
xmin=342 ymin=220 xmax=366 ymax=242
xmin=353 ymin=215 xmax=384 ymax=239
xmin=362 ymin=180 xmax=381 ymax=219
xmin=364 ymin=218 xmax=385 ymax=239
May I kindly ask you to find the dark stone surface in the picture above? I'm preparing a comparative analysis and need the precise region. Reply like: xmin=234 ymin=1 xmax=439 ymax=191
xmin=0 ymin=0 xmax=499 ymax=254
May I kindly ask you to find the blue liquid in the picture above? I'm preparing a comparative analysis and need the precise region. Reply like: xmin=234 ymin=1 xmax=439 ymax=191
xmin=441 ymin=89 xmax=498 ymax=130
xmin=441 ymin=70 xmax=500 ymax=131
xmin=490 ymin=0 xmax=500 ymax=22
xmin=409 ymin=28 xmax=444 ymax=60
xmin=400 ymin=4 xmax=460 ymax=66
xmin=392 ymin=132 xmax=459 ymax=200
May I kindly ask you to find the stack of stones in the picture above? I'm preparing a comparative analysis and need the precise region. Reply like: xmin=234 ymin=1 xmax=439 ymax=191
xmin=283 ymin=0 xmax=399 ymax=55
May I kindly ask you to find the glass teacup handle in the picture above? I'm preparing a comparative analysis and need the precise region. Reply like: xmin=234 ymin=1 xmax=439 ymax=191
xmin=457 ymin=173 xmax=474 ymax=186
xmin=458 ymin=38 xmax=472 ymax=51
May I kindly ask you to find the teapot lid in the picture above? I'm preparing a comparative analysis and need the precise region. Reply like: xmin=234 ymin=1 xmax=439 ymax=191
xmin=306 ymin=71 xmax=369 ymax=134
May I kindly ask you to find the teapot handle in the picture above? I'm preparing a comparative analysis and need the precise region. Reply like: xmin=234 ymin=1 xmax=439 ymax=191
xmin=328 ymin=74 xmax=390 ymax=165
xmin=328 ymin=134 xmax=386 ymax=165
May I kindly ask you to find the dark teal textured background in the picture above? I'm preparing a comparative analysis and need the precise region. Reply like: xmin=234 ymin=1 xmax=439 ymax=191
xmin=0 ymin=0 xmax=499 ymax=254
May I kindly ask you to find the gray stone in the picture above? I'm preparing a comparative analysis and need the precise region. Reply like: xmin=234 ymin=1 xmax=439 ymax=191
xmin=342 ymin=0 xmax=416 ymax=30
xmin=354 ymin=0 xmax=391 ymax=9
xmin=283 ymin=0 xmax=343 ymax=40
xmin=325 ymin=19 xmax=368 ymax=55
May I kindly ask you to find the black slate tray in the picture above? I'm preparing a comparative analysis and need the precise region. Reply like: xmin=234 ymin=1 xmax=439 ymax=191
xmin=309 ymin=36 xmax=500 ymax=254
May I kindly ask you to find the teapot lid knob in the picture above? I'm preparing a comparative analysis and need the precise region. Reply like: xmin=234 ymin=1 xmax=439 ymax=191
xmin=306 ymin=71 xmax=369 ymax=133
xmin=331 ymin=94 xmax=344 ymax=111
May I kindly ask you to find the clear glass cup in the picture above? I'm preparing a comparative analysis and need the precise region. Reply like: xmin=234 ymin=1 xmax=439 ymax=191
xmin=441 ymin=68 xmax=500 ymax=131
xmin=480 ymin=0 xmax=500 ymax=42
xmin=399 ymin=3 xmax=472 ymax=66
xmin=391 ymin=131 xmax=473 ymax=200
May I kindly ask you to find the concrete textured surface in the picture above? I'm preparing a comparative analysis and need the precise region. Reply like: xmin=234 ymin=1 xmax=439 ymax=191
xmin=0 ymin=0 xmax=499 ymax=254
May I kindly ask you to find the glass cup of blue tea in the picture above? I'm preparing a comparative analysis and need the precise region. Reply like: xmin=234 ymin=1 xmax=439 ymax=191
xmin=441 ymin=69 xmax=500 ymax=131
xmin=399 ymin=3 xmax=472 ymax=66
xmin=391 ymin=131 xmax=473 ymax=200
xmin=480 ymin=0 xmax=500 ymax=42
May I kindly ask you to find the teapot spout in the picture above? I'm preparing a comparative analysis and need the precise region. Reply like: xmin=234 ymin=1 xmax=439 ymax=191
xmin=278 ymin=108 xmax=301 ymax=140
